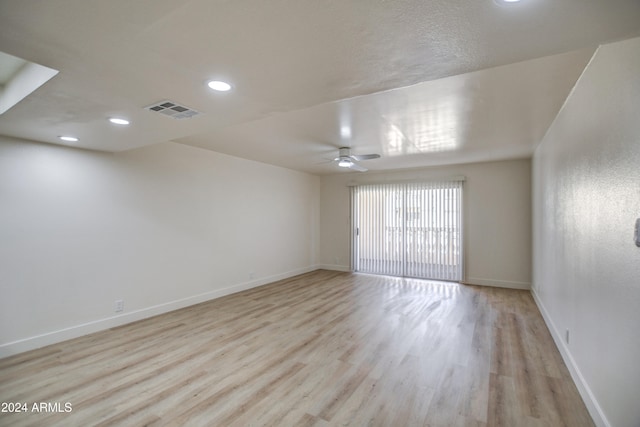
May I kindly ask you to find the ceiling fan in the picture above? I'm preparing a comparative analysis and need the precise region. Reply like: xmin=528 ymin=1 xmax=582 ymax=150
xmin=333 ymin=147 xmax=380 ymax=172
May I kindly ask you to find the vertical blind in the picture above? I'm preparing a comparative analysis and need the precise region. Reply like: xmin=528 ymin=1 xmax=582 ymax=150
xmin=351 ymin=180 xmax=463 ymax=281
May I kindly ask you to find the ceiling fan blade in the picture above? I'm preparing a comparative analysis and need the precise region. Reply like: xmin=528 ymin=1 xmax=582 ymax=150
xmin=349 ymin=162 xmax=368 ymax=172
xmin=350 ymin=153 xmax=380 ymax=161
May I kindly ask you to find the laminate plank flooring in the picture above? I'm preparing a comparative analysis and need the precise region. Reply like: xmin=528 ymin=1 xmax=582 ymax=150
xmin=0 ymin=270 xmax=594 ymax=426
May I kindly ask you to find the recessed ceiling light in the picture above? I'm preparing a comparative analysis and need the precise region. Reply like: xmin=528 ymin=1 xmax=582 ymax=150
xmin=109 ymin=117 xmax=130 ymax=125
xmin=59 ymin=136 xmax=78 ymax=142
xmin=207 ymin=80 xmax=232 ymax=92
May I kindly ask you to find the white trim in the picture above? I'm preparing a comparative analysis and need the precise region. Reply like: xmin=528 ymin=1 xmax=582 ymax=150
xmin=531 ymin=288 xmax=609 ymax=427
xmin=462 ymin=277 xmax=531 ymax=290
xmin=0 ymin=266 xmax=317 ymax=358
xmin=317 ymin=264 xmax=351 ymax=272
xmin=349 ymin=185 xmax=358 ymax=274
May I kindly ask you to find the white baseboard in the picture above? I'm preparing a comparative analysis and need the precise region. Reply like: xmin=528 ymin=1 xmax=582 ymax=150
xmin=531 ymin=288 xmax=609 ymax=427
xmin=0 ymin=265 xmax=317 ymax=358
xmin=463 ymin=276 xmax=531 ymax=290
xmin=316 ymin=264 xmax=351 ymax=272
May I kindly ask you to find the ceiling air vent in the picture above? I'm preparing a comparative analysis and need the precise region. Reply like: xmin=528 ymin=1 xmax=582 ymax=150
xmin=144 ymin=100 xmax=201 ymax=119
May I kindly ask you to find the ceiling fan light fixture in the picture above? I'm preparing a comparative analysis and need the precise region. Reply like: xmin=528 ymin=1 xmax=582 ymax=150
xmin=338 ymin=159 xmax=352 ymax=168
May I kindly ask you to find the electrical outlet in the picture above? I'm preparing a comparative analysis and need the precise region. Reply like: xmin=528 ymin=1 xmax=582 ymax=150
xmin=565 ymin=329 xmax=570 ymax=345
xmin=114 ymin=300 xmax=124 ymax=313
xmin=249 ymin=272 xmax=255 ymax=280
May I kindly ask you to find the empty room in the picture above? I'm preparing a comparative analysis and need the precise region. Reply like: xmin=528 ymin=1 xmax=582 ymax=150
xmin=1 ymin=1 xmax=639 ymax=426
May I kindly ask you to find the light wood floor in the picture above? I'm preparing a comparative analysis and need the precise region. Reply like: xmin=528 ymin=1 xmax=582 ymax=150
xmin=0 ymin=270 xmax=593 ymax=426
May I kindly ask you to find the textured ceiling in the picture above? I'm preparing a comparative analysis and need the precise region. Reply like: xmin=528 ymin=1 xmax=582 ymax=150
xmin=0 ymin=0 xmax=639 ymax=174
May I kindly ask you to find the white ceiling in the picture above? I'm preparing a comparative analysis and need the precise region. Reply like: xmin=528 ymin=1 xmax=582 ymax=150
xmin=0 ymin=0 xmax=638 ymax=174
xmin=0 ymin=51 xmax=26 ymax=85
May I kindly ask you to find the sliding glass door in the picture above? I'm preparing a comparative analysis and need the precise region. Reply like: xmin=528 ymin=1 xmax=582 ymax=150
xmin=351 ymin=180 xmax=463 ymax=281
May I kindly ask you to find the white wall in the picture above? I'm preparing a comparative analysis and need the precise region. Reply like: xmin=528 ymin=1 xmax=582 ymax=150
xmin=0 ymin=138 xmax=320 ymax=356
xmin=320 ymin=159 xmax=532 ymax=289
xmin=532 ymin=37 xmax=640 ymax=427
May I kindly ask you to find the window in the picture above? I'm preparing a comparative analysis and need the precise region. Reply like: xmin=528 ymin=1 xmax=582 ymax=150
xmin=351 ymin=180 xmax=463 ymax=281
